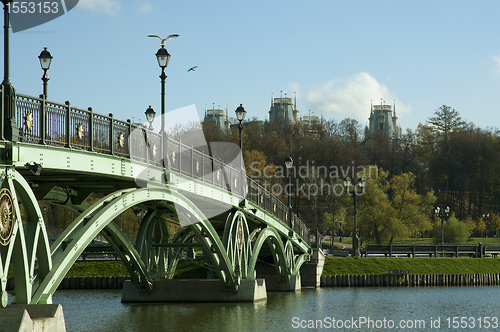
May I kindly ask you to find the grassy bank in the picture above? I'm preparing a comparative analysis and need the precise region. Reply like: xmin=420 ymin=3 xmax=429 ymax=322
xmin=322 ymin=257 xmax=500 ymax=276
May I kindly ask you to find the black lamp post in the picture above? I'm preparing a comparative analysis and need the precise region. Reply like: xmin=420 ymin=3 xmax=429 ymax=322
xmin=235 ymin=104 xmax=246 ymax=151
xmin=285 ymin=156 xmax=293 ymax=230
xmin=339 ymin=219 xmax=343 ymax=243
xmin=2 ymin=0 xmax=17 ymax=141
xmin=145 ymin=105 xmax=156 ymax=130
xmin=155 ymin=46 xmax=170 ymax=134
xmin=434 ymin=206 xmax=450 ymax=244
xmin=38 ymin=47 xmax=52 ymax=98
xmin=343 ymin=176 xmax=365 ymax=257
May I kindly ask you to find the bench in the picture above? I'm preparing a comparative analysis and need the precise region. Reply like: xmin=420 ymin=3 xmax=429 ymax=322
xmin=80 ymin=245 xmax=118 ymax=260
xmin=363 ymin=244 xmax=478 ymax=258
xmin=484 ymin=244 xmax=500 ymax=257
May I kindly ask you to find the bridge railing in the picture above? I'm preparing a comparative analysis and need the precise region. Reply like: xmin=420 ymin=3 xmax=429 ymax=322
xmin=13 ymin=93 xmax=310 ymax=244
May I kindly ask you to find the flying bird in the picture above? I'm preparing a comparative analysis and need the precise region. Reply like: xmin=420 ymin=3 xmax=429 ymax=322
xmin=187 ymin=66 xmax=198 ymax=72
xmin=147 ymin=34 xmax=179 ymax=46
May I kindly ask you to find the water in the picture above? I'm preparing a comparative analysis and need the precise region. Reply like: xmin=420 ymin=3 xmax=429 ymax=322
xmin=8 ymin=286 xmax=500 ymax=331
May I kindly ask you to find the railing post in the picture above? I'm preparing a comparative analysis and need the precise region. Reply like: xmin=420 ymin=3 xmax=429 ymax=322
xmin=191 ymin=145 xmax=194 ymax=177
xmin=88 ymin=107 xmax=94 ymax=151
xmin=65 ymin=101 xmax=71 ymax=148
xmin=127 ymin=119 xmax=131 ymax=159
xmin=109 ymin=113 xmax=114 ymax=155
xmin=39 ymin=94 xmax=45 ymax=144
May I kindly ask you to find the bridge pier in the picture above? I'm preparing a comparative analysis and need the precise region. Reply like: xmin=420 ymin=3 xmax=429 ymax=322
xmin=1 ymin=304 xmax=66 ymax=331
xmin=300 ymin=248 xmax=325 ymax=288
xmin=255 ymin=263 xmax=301 ymax=291
xmin=121 ymin=279 xmax=267 ymax=303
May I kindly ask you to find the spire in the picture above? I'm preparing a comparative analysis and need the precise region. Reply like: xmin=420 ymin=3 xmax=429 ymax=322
xmin=271 ymin=92 xmax=274 ymax=107
xmin=294 ymin=92 xmax=297 ymax=110
xmin=370 ymin=100 xmax=373 ymax=115
xmin=393 ymin=99 xmax=396 ymax=117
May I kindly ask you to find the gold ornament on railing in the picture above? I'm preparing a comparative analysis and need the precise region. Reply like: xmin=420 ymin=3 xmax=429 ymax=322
xmin=118 ymin=133 xmax=124 ymax=148
xmin=171 ymin=151 xmax=176 ymax=163
xmin=152 ymin=144 xmax=157 ymax=157
xmin=24 ymin=113 xmax=34 ymax=131
xmin=76 ymin=124 xmax=84 ymax=140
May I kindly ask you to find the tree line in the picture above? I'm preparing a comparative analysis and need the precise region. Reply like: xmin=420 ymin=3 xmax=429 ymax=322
xmin=200 ymin=105 xmax=500 ymax=243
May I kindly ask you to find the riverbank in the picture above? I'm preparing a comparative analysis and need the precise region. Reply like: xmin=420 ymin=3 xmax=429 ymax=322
xmin=322 ymin=257 xmax=500 ymax=275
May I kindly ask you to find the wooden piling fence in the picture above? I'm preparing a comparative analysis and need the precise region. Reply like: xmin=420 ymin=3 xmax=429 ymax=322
xmin=320 ymin=273 xmax=500 ymax=287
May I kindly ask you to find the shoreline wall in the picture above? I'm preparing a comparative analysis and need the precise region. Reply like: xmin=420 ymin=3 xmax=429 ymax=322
xmin=320 ymin=273 xmax=500 ymax=287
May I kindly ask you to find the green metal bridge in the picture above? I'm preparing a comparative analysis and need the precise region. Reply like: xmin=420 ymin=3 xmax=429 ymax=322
xmin=0 ymin=92 xmax=313 ymax=307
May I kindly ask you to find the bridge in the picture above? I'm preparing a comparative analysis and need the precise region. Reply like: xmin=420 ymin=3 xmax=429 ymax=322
xmin=0 ymin=90 xmax=325 ymax=313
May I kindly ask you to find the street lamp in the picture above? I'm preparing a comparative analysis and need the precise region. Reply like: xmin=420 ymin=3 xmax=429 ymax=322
xmin=145 ymin=105 xmax=156 ymax=130
xmin=38 ymin=47 xmax=52 ymax=98
xmin=434 ymin=206 xmax=450 ymax=244
xmin=343 ymin=176 xmax=366 ymax=257
xmin=155 ymin=45 xmax=170 ymax=134
xmin=339 ymin=219 xmax=343 ymax=243
xmin=235 ymin=104 xmax=246 ymax=151
xmin=2 ymin=0 xmax=18 ymax=141
xmin=285 ymin=156 xmax=293 ymax=231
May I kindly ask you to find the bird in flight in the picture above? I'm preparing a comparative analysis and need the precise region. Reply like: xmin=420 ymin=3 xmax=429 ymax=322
xmin=147 ymin=34 xmax=179 ymax=46
xmin=187 ymin=66 xmax=198 ymax=72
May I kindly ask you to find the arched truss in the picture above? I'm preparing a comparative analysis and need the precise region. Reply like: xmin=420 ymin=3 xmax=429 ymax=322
xmin=0 ymin=167 xmax=52 ymax=307
xmin=134 ymin=210 xmax=197 ymax=280
xmin=222 ymin=210 xmax=252 ymax=280
xmin=28 ymin=184 xmax=241 ymax=303
xmin=248 ymin=226 xmax=310 ymax=283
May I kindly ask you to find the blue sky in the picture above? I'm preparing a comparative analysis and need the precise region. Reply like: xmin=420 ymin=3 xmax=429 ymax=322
xmin=7 ymin=0 xmax=500 ymax=132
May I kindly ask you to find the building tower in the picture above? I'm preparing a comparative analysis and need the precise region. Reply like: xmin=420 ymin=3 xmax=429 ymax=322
xmin=204 ymin=103 xmax=230 ymax=134
xmin=367 ymin=99 xmax=402 ymax=140
xmin=268 ymin=91 xmax=299 ymax=124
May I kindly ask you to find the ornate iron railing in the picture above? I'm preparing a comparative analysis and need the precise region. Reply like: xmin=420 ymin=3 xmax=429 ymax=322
xmin=13 ymin=93 xmax=310 ymax=243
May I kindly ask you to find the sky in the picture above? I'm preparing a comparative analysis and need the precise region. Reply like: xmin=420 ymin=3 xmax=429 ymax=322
xmin=5 ymin=0 xmax=500 ymax=133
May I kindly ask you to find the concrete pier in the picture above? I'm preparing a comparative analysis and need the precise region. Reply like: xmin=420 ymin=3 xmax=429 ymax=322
xmin=0 ymin=304 xmax=66 ymax=332
xmin=121 ymin=279 xmax=267 ymax=303
xmin=258 ymin=274 xmax=301 ymax=291
xmin=300 ymin=248 xmax=325 ymax=287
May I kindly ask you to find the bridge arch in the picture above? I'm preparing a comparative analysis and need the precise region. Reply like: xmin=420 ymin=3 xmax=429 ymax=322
xmin=0 ymin=167 xmax=52 ymax=306
xmin=30 ymin=185 xmax=240 ymax=304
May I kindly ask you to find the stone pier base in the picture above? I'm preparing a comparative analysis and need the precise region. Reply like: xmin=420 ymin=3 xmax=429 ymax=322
xmin=260 ymin=274 xmax=301 ymax=291
xmin=121 ymin=279 xmax=267 ymax=303
xmin=300 ymin=248 xmax=325 ymax=288
xmin=0 ymin=304 xmax=66 ymax=332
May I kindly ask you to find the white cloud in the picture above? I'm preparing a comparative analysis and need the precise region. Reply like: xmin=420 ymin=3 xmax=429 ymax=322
xmin=137 ymin=3 xmax=153 ymax=12
xmin=493 ymin=54 xmax=500 ymax=75
xmin=291 ymin=72 xmax=410 ymax=123
xmin=78 ymin=0 xmax=121 ymax=15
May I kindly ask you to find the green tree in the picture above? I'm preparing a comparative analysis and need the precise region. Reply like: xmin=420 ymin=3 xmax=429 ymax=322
xmin=432 ymin=214 xmax=469 ymax=243
xmin=427 ymin=105 xmax=467 ymax=138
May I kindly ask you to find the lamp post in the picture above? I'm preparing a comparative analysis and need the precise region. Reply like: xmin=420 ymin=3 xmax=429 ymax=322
xmin=38 ymin=47 xmax=52 ymax=98
xmin=285 ymin=156 xmax=293 ymax=230
xmin=434 ymin=206 xmax=450 ymax=244
xmin=154 ymin=45 xmax=170 ymax=134
xmin=343 ymin=176 xmax=365 ymax=257
xmin=2 ymin=0 xmax=17 ymax=141
xmin=145 ymin=105 xmax=156 ymax=130
xmin=235 ymin=104 xmax=246 ymax=151
xmin=339 ymin=219 xmax=343 ymax=243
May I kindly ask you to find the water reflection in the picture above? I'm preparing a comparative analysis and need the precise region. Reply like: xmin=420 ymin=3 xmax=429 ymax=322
xmin=7 ymin=286 xmax=500 ymax=331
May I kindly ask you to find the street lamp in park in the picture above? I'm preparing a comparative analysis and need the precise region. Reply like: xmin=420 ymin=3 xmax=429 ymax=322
xmin=434 ymin=206 xmax=450 ymax=244
xmin=285 ymin=156 xmax=293 ymax=230
xmin=343 ymin=176 xmax=366 ymax=257
xmin=235 ymin=104 xmax=246 ymax=151
xmin=38 ymin=47 xmax=52 ymax=98
xmin=145 ymin=105 xmax=156 ymax=130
